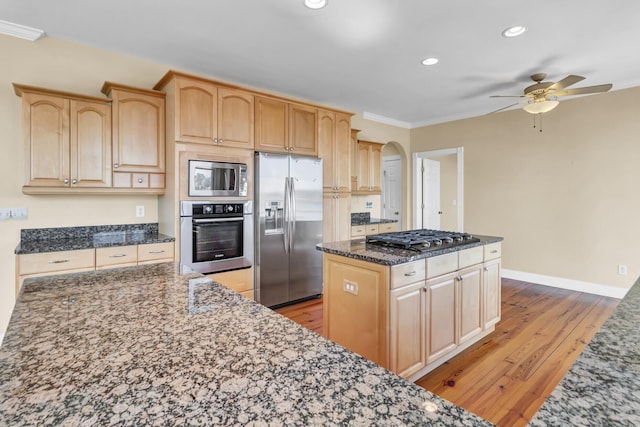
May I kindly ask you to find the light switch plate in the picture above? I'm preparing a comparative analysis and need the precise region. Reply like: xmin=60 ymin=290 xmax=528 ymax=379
xmin=0 ymin=208 xmax=28 ymax=220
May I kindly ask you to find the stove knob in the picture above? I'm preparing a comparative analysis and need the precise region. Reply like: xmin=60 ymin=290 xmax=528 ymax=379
xmin=204 ymin=205 xmax=213 ymax=214
xmin=227 ymin=205 xmax=234 ymax=212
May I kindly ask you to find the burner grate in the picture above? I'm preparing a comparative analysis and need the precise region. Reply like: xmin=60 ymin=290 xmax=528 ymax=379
xmin=365 ymin=229 xmax=479 ymax=252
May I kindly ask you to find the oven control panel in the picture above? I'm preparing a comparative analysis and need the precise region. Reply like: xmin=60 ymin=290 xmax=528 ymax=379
xmin=192 ymin=203 xmax=244 ymax=217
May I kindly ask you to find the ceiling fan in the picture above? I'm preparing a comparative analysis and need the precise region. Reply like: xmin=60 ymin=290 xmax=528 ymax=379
xmin=490 ymin=73 xmax=613 ymax=114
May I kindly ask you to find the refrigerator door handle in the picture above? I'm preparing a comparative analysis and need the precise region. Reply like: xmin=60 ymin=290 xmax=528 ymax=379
xmin=290 ymin=177 xmax=296 ymax=251
xmin=283 ymin=177 xmax=290 ymax=254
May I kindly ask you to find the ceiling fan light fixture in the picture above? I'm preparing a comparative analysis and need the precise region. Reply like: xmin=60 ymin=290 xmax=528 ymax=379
xmin=523 ymin=99 xmax=559 ymax=114
xmin=304 ymin=0 xmax=327 ymax=9
xmin=502 ymin=26 xmax=527 ymax=38
xmin=421 ymin=57 xmax=439 ymax=66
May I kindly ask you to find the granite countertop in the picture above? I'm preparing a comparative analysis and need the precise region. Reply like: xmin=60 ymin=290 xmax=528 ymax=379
xmin=528 ymin=276 xmax=640 ymax=426
xmin=317 ymin=235 xmax=503 ymax=266
xmin=15 ymin=223 xmax=175 ymax=255
xmin=0 ymin=263 xmax=491 ymax=426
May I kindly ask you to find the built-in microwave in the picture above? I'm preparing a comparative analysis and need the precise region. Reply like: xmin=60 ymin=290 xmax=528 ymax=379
xmin=188 ymin=160 xmax=248 ymax=197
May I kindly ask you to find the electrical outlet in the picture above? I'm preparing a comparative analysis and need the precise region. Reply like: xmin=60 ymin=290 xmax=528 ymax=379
xmin=135 ymin=205 xmax=145 ymax=218
xmin=0 ymin=208 xmax=28 ymax=220
xmin=343 ymin=280 xmax=359 ymax=296
xmin=617 ymin=264 xmax=628 ymax=276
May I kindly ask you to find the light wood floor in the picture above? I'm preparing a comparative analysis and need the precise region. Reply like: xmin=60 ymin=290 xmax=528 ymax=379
xmin=275 ymin=278 xmax=619 ymax=427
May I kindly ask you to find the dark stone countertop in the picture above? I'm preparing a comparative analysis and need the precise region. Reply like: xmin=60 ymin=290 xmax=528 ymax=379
xmin=527 ymin=276 xmax=640 ymax=426
xmin=317 ymin=235 xmax=503 ymax=266
xmin=0 ymin=263 xmax=492 ymax=426
xmin=15 ymin=223 xmax=175 ymax=255
xmin=351 ymin=218 xmax=399 ymax=226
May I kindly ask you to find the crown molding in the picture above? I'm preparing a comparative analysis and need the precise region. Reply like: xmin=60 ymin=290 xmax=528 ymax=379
xmin=0 ymin=20 xmax=45 ymax=41
xmin=362 ymin=112 xmax=412 ymax=129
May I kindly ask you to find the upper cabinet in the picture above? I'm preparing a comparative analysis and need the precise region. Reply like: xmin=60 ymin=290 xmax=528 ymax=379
xmin=15 ymin=84 xmax=112 ymax=193
xmin=155 ymin=73 xmax=254 ymax=149
xmin=255 ymin=97 xmax=318 ymax=156
xmin=354 ymin=140 xmax=384 ymax=194
xmin=102 ymin=82 xmax=166 ymax=190
xmin=318 ymin=110 xmax=351 ymax=192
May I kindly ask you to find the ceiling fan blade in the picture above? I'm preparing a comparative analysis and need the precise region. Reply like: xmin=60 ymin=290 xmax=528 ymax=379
xmin=489 ymin=95 xmax=527 ymax=98
xmin=547 ymin=75 xmax=585 ymax=92
xmin=553 ymin=83 xmax=613 ymax=97
xmin=488 ymin=100 xmax=528 ymax=114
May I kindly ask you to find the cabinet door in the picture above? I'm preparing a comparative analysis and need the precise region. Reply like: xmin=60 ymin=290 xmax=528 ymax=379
xmin=70 ymin=100 xmax=112 ymax=188
xmin=350 ymin=129 xmax=359 ymax=191
xmin=458 ymin=266 xmax=483 ymax=344
xmin=255 ymin=96 xmax=288 ymax=153
xmin=483 ymin=259 xmax=501 ymax=329
xmin=389 ymin=282 xmax=427 ymax=378
xmin=322 ymin=193 xmax=351 ymax=243
xmin=369 ymin=142 xmax=382 ymax=192
xmin=318 ymin=110 xmax=336 ymax=190
xmin=217 ymin=87 xmax=254 ymax=149
xmin=289 ymin=103 xmax=317 ymax=156
xmin=426 ymin=274 xmax=457 ymax=364
xmin=335 ymin=113 xmax=351 ymax=192
xmin=112 ymin=90 xmax=165 ymax=174
xmin=23 ymin=93 xmax=70 ymax=187
xmin=175 ymin=77 xmax=217 ymax=144
xmin=356 ymin=141 xmax=370 ymax=192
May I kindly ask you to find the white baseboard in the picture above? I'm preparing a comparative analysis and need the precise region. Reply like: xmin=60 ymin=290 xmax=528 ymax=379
xmin=501 ymin=269 xmax=628 ymax=299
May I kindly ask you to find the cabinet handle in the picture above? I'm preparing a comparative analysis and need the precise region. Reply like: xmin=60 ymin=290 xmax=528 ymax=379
xmin=218 ymin=138 xmax=223 ymax=144
xmin=404 ymin=271 xmax=417 ymax=277
xmin=214 ymin=138 xmax=218 ymax=143
xmin=289 ymin=147 xmax=294 ymax=151
xmin=422 ymin=287 xmax=428 ymax=292
xmin=148 ymin=250 xmax=165 ymax=254
xmin=484 ymin=267 xmax=489 ymax=272
xmin=138 ymin=178 xmax=144 ymax=184
xmin=110 ymin=254 xmax=128 ymax=258
xmin=114 ymin=163 xmax=119 ymax=169
xmin=49 ymin=259 xmax=70 ymax=264
xmin=490 ymin=250 xmax=498 ymax=254
xmin=64 ymin=178 xmax=69 ymax=184
xmin=72 ymin=179 xmax=77 ymax=185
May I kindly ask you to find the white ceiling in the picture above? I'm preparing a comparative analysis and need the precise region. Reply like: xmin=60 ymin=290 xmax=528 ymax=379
xmin=3 ymin=0 xmax=640 ymax=128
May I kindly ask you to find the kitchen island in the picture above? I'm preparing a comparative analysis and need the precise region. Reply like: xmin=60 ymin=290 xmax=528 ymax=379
xmin=0 ymin=262 xmax=491 ymax=426
xmin=317 ymin=234 xmax=503 ymax=381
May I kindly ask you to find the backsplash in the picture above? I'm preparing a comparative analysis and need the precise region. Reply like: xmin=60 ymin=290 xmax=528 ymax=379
xmin=20 ymin=223 xmax=159 ymax=241
xmin=351 ymin=212 xmax=371 ymax=224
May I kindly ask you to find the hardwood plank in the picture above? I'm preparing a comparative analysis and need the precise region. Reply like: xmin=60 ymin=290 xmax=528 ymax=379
xmin=275 ymin=280 xmax=619 ymax=427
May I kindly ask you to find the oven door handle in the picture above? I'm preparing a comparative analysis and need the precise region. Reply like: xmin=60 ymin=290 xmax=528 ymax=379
xmin=193 ymin=217 xmax=243 ymax=224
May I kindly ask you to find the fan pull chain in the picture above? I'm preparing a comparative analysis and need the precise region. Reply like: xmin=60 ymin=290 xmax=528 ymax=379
xmin=532 ymin=114 xmax=544 ymax=132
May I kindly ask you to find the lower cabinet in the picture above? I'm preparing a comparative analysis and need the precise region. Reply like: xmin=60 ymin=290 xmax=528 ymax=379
xmin=16 ymin=242 xmax=175 ymax=297
xmin=323 ymin=193 xmax=351 ymax=243
xmin=207 ymin=266 xmax=254 ymax=300
xmin=323 ymin=243 xmax=502 ymax=381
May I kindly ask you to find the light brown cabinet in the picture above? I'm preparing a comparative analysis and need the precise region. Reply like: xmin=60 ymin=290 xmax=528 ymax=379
xmin=323 ymin=242 xmax=502 ymax=381
xmin=171 ymin=77 xmax=254 ymax=149
xmin=318 ymin=110 xmax=351 ymax=192
xmin=355 ymin=140 xmax=383 ymax=194
xmin=323 ymin=192 xmax=351 ymax=243
xmin=102 ymin=82 xmax=166 ymax=190
xmin=15 ymin=85 xmax=112 ymax=192
xmin=254 ymin=97 xmax=317 ymax=156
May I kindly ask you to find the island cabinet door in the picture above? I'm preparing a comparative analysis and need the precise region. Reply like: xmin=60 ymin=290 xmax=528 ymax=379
xmin=458 ymin=266 xmax=483 ymax=344
xmin=426 ymin=273 xmax=457 ymax=364
xmin=483 ymin=259 xmax=501 ymax=329
xmin=389 ymin=281 xmax=427 ymax=378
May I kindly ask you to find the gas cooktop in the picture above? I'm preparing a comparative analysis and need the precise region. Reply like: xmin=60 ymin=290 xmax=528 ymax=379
xmin=365 ymin=229 xmax=479 ymax=252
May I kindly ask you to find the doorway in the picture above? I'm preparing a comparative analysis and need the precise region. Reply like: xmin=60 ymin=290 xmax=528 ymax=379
xmin=382 ymin=155 xmax=403 ymax=229
xmin=412 ymin=147 xmax=464 ymax=231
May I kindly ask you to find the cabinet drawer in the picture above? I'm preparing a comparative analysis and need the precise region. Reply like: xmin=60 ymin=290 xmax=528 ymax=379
xmin=484 ymin=243 xmax=502 ymax=261
xmin=390 ymin=260 xmax=426 ymax=289
xmin=351 ymin=226 xmax=366 ymax=237
xmin=426 ymin=252 xmax=458 ymax=278
xmin=18 ymin=249 xmax=95 ymax=275
xmin=458 ymin=246 xmax=484 ymax=269
xmin=379 ymin=222 xmax=398 ymax=233
xmin=365 ymin=224 xmax=379 ymax=235
xmin=207 ymin=266 xmax=254 ymax=297
xmin=138 ymin=242 xmax=174 ymax=262
xmin=96 ymin=245 xmax=138 ymax=269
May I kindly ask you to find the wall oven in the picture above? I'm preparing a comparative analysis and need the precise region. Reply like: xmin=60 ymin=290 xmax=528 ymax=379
xmin=188 ymin=160 xmax=248 ymax=198
xmin=180 ymin=201 xmax=253 ymax=274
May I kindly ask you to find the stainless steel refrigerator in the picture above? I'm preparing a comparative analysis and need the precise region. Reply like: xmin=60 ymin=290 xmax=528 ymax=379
xmin=255 ymin=152 xmax=323 ymax=308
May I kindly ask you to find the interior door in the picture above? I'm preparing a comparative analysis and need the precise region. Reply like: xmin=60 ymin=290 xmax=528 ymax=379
xmin=289 ymin=156 xmax=323 ymax=301
xmin=382 ymin=157 xmax=402 ymax=229
xmin=422 ymin=158 xmax=441 ymax=229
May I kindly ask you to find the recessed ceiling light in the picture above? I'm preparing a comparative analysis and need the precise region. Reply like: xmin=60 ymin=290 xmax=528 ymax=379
xmin=305 ymin=0 xmax=327 ymax=9
xmin=502 ymin=26 xmax=527 ymax=38
xmin=0 ymin=19 xmax=45 ymax=41
xmin=421 ymin=57 xmax=439 ymax=66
